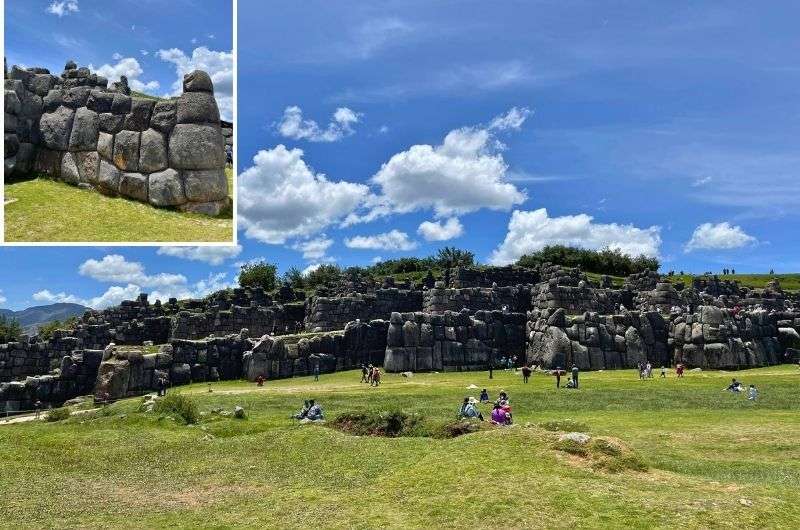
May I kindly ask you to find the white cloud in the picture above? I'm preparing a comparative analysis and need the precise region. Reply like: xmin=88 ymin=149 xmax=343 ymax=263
xmin=302 ymin=263 xmax=322 ymax=276
xmin=112 ymin=52 xmax=122 ymax=60
xmin=140 ymin=50 xmax=149 ymax=56
xmin=47 ymin=1 xmax=78 ymax=17
xmin=489 ymin=208 xmax=662 ymax=265
xmin=417 ymin=217 xmax=464 ymax=241
xmin=149 ymin=272 xmax=232 ymax=303
xmin=276 ymin=105 xmax=361 ymax=142
xmin=0 ymin=290 xmax=7 ymax=305
xmin=358 ymin=108 xmax=528 ymax=221
xmin=239 ymin=145 xmax=369 ymax=244
xmin=291 ymin=237 xmax=334 ymax=261
xmin=156 ymin=46 xmax=233 ymax=121
xmin=345 ymin=230 xmax=417 ymax=251
xmin=371 ymin=256 xmax=383 ymax=264
xmin=378 ymin=125 xmax=389 ymax=134
xmin=33 ymin=284 xmax=141 ymax=310
xmin=684 ymin=222 xmax=757 ymax=252
xmin=78 ymin=255 xmax=186 ymax=288
xmin=88 ymin=57 xmax=159 ymax=93
xmin=156 ymin=245 xmax=242 ymax=266
xmin=191 ymin=38 xmax=198 ymax=45
xmin=691 ymin=176 xmax=712 ymax=187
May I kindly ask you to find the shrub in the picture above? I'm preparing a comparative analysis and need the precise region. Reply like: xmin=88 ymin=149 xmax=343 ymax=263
xmin=45 ymin=407 xmax=71 ymax=422
xmin=516 ymin=245 xmax=659 ymax=277
xmin=0 ymin=315 xmax=22 ymax=343
xmin=239 ymin=261 xmax=278 ymax=291
xmin=305 ymin=264 xmax=343 ymax=289
xmin=590 ymin=438 xmax=622 ymax=456
xmin=38 ymin=316 xmax=79 ymax=340
xmin=552 ymin=438 xmax=589 ymax=457
xmin=153 ymin=393 xmax=199 ymax=424
xmin=592 ymin=453 xmax=649 ymax=473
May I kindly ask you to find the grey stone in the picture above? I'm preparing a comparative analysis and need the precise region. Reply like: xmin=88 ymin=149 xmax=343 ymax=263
xmin=39 ymin=106 xmax=75 ymax=150
xmin=183 ymin=70 xmax=214 ymax=92
xmin=138 ymin=128 xmax=167 ymax=173
xmin=60 ymin=152 xmax=81 ymax=184
xmin=4 ymin=113 xmax=18 ymax=133
xmin=97 ymin=159 xmax=121 ymax=194
xmin=96 ymin=76 xmax=108 ymax=88
xmin=87 ymin=90 xmax=114 ymax=113
xmin=150 ymin=100 xmax=176 ymax=133
xmin=14 ymin=142 xmax=35 ymax=174
xmin=176 ymin=92 xmax=220 ymax=124
xmin=62 ymin=86 xmax=92 ymax=108
xmin=111 ymin=93 xmax=131 ymax=114
xmin=42 ymin=89 xmax=63 ymax=112
xmin=119 ymin=172 xmax=148 ymax=202
xmin=18 ymin=90 xmax=42 ymax=117
xmin=64 ymin=60 xmax=77 ymax=70
xmin=113 ymin=130 xmax=140 ymax=171
xmin=34 ymin=149 xmax=63 ymax=177
xmin=5 ymin=90 xmax=21 ymax=114
xmin=148 ymin=168 xmax=185 ymax=206
xmin=75 ymin=151 xmax=100 ymax=184
xmin=68 ymin=107 xmax=99 ymax=151
xmin=168 ymin=124 xmax=225 ymax=169
xmin=29 ymin=74 xmax=56 ymax=97
xmin=183 ymin=168 xmax=227 ymax=202
xmin=178 ymin=199 xmax=228 ymax=216
xmin=98 ymin=113 xmax=124 ymax=134
xmin=97 ymin=132 xmax=114 ymax=161
xmin=5 ymin=134 xmax=20 ymax=158
xmin=123 ymin=98 xmax=155 ymax=131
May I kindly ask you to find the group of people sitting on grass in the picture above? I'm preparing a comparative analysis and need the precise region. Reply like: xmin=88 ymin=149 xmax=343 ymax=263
xmin=550 ymin=365 xmax=580 ymax=389
xmin=360 ymin=364 xmax=382 ymax=386
xmin=458 ymin=390 xmax=513 ymax=426
xmin=725 ymin=378 xmax=759 ymax=400
xmin=292 ymin=399 xmax=324 ymax=421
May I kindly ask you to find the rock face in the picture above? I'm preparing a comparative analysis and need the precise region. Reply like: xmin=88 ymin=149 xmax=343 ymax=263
xmin=4 ymin=60 xmax=228 ymax=215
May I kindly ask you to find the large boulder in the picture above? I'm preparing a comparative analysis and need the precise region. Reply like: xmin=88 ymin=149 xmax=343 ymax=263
xmin=87 ymin=90 xmax=114 ymax=113
xmin=148 ymin=168 xmax=185 ymax=206
xmin=5 ymin=90 xmax=21 ymax=114
xmin=98 ymin=113 xmax=125 ymax=134
xmin=75 ymin=151 xmax=100 ymax=183
xmin=97 ymin=159 xmax=121 ymax=194
xmin=150 ymin=100 xmax=177 ymax=133
xmin=68 ymin=107 xmax=99 ymax=151
xmin=113 ymin=130 xmax=140 ymax=171
xmin=29 ymin=74 xmax=57 ymax=96
xmin=34 ymin=148 xmax=63 ymax=177
xmin=183 ymin=70 xmax=214 ymax=93
xmin=182 ymin=168 xmax=227 ymax=202
xmin=138 ymin=128 xmax=167 ymax=173
xmin=60 ymin=152 xmax=81 ymax=184
xmin=111 ymin=93 xmax=131 ymax=114
xmin=119 ymin=172 xmax=148 ymax=202
xmin=168 ymin=124 xmax=224 ymax=169
xmin=97 ymin=131 xmax=114 ymax=160
xmin=124 ymin=98 xmax=155 ymax=131
xmin=62 ymin=86 xmax=92 ymax=108
xmin=176 ymin=92 xmax=220 ymax=124
xmin=39 ymin=106 xmax=75 ymax=150
xmin=42 ymin=89 xmax=63 ymax=112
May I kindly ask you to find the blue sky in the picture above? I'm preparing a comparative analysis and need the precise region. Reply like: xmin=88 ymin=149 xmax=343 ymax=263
xmin=2 ymin=0 xmax=800 ymax=311
xmin=4 ymin=0 xmax=233 ymax=119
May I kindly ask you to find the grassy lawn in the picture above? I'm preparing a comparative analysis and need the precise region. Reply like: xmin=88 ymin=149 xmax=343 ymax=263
xmin=2 ymin=365 xmax=798 ymax=528
xmin=3 ymin=168 xmax=234 ymax=243
xmin=666 ymin=274 xmax=800 ymax=292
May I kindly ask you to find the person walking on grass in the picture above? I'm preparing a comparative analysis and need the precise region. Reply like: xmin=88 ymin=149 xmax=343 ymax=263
xmin=676 ymin=363 xmax=685 ymax=378
xmin=522 ymin=364 xmax=532 ymax=384
xmin=367 ymin=364 xmax=374 ymax=384
xmin=360 ymin=364 xmax=369 ymax=383
xmin=313 ymin=363 xmax=320 ymax=382
xmin=571 ymin=364 xmax=579 ymax=389
xmin=646 ymin=361 xmax=653 ymax=378
xmin=660 ymin=366 xmax=666 ymax=378
xmin=371 ymin=367 xmax=381 ymax=387
xmin=748 ymin=384 xmax=758 ymax=401
xmin=555 ymin=367 xmax=562 ymax=389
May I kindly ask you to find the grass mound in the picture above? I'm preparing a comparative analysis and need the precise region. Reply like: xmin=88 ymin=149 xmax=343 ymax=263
xmin=539 ymin=419 xmax=589 ymax=432
xmin=331 ymin=410 xmax=485 ymax=438
xmin=553 ymin=435 xmax=649 ymax=473
xmin=153 ymin=393 xmax=199 ymax=424
xmin=44 ymin=407 xmax=71 ymax=422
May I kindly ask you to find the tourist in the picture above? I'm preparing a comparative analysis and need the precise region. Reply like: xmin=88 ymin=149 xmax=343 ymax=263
xmin=571 ymin=364 xmax=579 ymax=388
xmin=367 ymin=364 xmax=374 ymax=384
xmin=501 ymin=403 xmax=513 ymax=425
xmin=292 ymin=400 xmax=311 ymax=420
xmin=490 ymin=403 xmax=507 ymax=425
xmin=371 ymin=366 xmax=381 ymax=387
xmin=313 ymin=363 xmax=320 ymax=382
xmin=496 ymin=391 xmax=509 ymax=406
xmin=725 ymin=378 xmax=743 ymax=392
xmin=479 ymin=388 xmax=490 ymax=403
xmin=676 ymin=363 xmax=685 ymax=378
xmin=34 ymin=400 xmax=42 ymax=419
xmin=360 ymin=364 xmax=369 ymax=383
xmin=157 ymin=376 xmax=167 ymax=397
xmin=225 ymin=144 xmax=233 ymax=166
xmin=256 ymin=374 xmax=265 ymax=387
xmin=511 ymin=356 xmax=518 ymax=371
xmin=521 ymin=364 xmax=532 ymax=384
xmin=306 ymin=400 xmax=324 ymax=421
xmin=660 ymin=366 xmax=666 ymax=378
xmin=459 ymin=397 xmax=484 ymax=421
xmin=500 ymin=356 xmax=507 ymax=370
xmin=489 ymin=360 xmax=494 ymax=380
xmin=748 ymin=384 xmax=758 ymax=401
xmin=554 ymin=367 xmax=563 ymax=388
xmin=646 ymin=362 xmax=653 ymax=378
xmin=566 ymin=378 xmax=577 ymax=389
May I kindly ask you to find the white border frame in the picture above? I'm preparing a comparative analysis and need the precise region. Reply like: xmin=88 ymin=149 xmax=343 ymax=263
xmin=0 ymin=0 xmax=238 ymax=248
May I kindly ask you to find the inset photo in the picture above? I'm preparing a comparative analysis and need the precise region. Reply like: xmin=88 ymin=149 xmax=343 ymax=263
xmin=3 ymin=0 xmax=235 ymax=243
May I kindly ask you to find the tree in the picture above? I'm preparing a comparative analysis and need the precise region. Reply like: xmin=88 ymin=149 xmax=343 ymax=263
xmin=238 ymin=261 xmax=278 ymax=291
xmin=435 ymin=247 xmax=475 ymax=269
xmin=305 ymin=264 xmax=343 ymax=289
xmin=516 ymin=245 xmax=659 ymax=276
xmin=38 ymin=316 xmax=79 ymax=340
xmin=280 ymin=267 xmax=305 ymax=289
xmin=0 ymin=314 xmax=22 ymax=343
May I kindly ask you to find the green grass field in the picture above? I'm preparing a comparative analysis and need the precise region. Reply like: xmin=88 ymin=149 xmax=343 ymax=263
xmin=3 ymin=168 xmax=234 ymax=242
xmin=2 ymin=366 xmax=799 ymax=528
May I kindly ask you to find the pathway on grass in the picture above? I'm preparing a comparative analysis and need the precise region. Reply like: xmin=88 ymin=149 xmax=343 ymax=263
xmin=0 ymin=407 xmax=100 ymax=425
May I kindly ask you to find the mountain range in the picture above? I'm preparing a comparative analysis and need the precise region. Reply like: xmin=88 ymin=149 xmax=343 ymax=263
xmin=0 ymin=303 xmax=90 ymax=335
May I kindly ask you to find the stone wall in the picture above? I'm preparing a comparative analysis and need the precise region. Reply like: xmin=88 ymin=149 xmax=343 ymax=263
xmin=532 ymin=279 xmax=621 ymax=314
xmin=5 ymin=60 xmax=228 ymax=215
xmin=526 ymin=307 xmax=670 ymax=370
xmin=384 ymin=310 xmax=527 ymax=372
xmin=448 ymin=265 xmax=539 ymax=288
xmin=305 ymin=289 xmax=422 ymax=332
xmin=423 ymin=281 xmax=532 ymax=314
xmin=0 ymin=333 xmax=84 ymax=382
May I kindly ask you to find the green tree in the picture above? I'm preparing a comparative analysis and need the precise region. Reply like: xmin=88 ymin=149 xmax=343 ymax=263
xmin=435 ymin=247 xmax=475 ymax=268
xmin=38 ymin=316 xmax=79 ymax=340
xmin=239 ymin=261 xmax=278 ymax=291
xmin=0 ymin=314 xmax=22 ymax=343
xmin=281 ymin=267 xmax=305 ymax=289
xmin=305 ymin=264 xmax=343 ymax=289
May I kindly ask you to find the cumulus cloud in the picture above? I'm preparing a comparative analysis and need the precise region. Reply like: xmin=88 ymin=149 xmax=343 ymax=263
xmin=691 ymin=176 xmax=712 ymax=187
xmin=352 ymin=107 xmax=528 ymax=222
xmin=345 ymin=230 xmax=417 ymax=251
xmin=0 ymin=290 xmax=7 ymax=305
xmin=239 ymin=145 xmax=369 ymax=244
xmin=34 ymin=284 xmax=141 ymax=310
xmin=156 ymin=46 xmax=233 ymax=120
xmin=417 ymin=217 xmax=464 ymax=241
xmin=79 ymin=255 xmax=185 ymax=288
xmin=156 ymin=245 xmax=242 ymax=266
xmin=302 ymin=263 xmax=322 ymax=276
xmin=684 ymin=222 xmax=757 ymax=252
xmin=291 ymin=237 xmax=334 ymax=261
xmin=88 ymin=57 xmax=159 ymax=93
xmin=47 ymin=1 xmax=78 ymax=17
xmin=112 ymin=52 xmax=122 ymax=60
xmin=490 ymin=208 xmax=662 ymax=265
xmin=276 ymin=106 xmax=361 ymax=142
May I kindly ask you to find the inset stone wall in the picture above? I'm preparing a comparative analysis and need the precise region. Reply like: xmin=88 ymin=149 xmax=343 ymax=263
xmin=305 ymin=289 xmax=423 ymax=332
xmin=5 ymin=60 xmax=229 ymax=216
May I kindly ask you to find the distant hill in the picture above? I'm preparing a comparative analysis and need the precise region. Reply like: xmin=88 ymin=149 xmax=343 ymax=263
xmin=0 ymin=303 xmax=90 ymax=335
